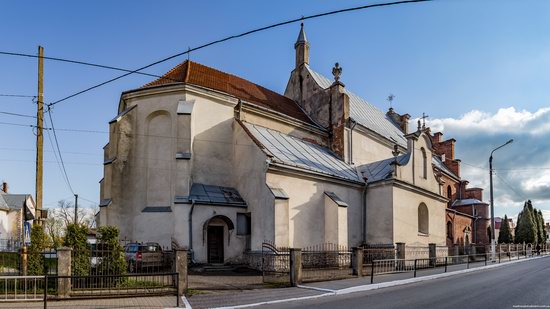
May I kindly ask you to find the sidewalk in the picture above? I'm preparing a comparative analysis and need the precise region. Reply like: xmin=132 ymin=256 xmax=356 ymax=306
xmin=0 ymin=295 xmax=178 ymax=308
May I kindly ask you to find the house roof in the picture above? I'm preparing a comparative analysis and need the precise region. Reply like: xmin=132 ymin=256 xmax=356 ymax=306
xmin=306 ymin=65 xmax=408 ymax=147
xmin=452 ymin=199 xmax=488 ymax=207
xmin=0 ymin=193 xmax=28 ymax=210
xmin=359 ymin=153 xmax=411 ymax=184
xmin=142 ymin=60 xmax=315 ymax=125
xmin=242 ymin=122 xmax=361 ymax=183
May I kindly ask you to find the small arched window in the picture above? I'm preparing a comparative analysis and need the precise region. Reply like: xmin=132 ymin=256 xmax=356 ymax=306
xmin=447 ymin=221 xmax=453 ymax=240
xmin=421 ymin=147 xmax=427 ymax=179
xmin=418 ymin=203 xmax=429 ymax=234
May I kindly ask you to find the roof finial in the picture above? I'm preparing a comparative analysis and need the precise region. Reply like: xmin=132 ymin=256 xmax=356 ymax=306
xmin=387 ymin=94 xmax=395 ymax=110
xmin=421 ymin=112 xmax=429 ymax=129
xmin=332 ymin=62 xmax=342 ymax=83
xmin=296 ymin=20 xmax=307 ymax=44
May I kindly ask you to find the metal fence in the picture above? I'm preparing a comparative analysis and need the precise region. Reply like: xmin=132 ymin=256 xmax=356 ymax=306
xmin=261 ymin=242 xmax=290 ymax=284
xmin=301 ymin=243 xmax=353 ymax=282
xmin=0 ymin=275 xmax=46 ymax=302
xmin=0 ymin=251 xmax=20 ymax=275
xmin=0 ymin=239 xmax=21 ymax=252
xmin=362 ymin=244 xmax=396 ymax=264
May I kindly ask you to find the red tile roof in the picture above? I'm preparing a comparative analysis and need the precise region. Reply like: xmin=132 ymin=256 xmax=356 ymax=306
xmin=143 ymin=60 xmax=315 ymax=125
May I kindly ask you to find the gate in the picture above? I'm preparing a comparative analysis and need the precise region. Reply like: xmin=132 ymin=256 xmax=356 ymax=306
xmin=261 ymin=242 xmax=290 ymax=284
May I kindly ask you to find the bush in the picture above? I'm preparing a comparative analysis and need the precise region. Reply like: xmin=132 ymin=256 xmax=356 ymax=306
xmin=28 ymin=224 xmax=49 ymax=275
xmin=97 ymin=226 xmax=127 ymax=276
xmin=64 ymin=224 xmax=90 ymax=276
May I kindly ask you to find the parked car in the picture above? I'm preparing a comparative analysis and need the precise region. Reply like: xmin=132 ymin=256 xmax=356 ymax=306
xmin=124 ymin=242 xmax=164 ymax=272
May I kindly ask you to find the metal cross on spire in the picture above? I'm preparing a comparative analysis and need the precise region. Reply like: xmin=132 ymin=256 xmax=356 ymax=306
xmin=387 ymin=94 xmax=395 ymax=109
xmin=421 ymin=112 xmax=429 ymax=129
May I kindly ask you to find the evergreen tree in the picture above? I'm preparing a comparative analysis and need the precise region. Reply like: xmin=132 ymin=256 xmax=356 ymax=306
xmin=97 ymin=226 xmax=127 ymax=276
xmin=498 ymin=215 xmax=513 ymax=244
xmin=515 ymin=201 xmax=537 ymax=244
xmin=537 ymin=209 xmax=547 ymax=243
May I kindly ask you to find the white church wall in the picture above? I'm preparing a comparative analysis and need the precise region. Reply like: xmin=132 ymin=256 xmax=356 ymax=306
xmin=266 ymin=172 xmax=362 ymax=248
xmin=366 ymin=184 xmax=394 ymax=244
xmin=392 ymin=186 xmax=446 ymax=246
xmin=350 ymin=129 xmax=395 ymax=165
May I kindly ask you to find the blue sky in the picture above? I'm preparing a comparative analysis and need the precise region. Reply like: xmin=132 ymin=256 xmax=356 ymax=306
xmin=1 ymin=0 xmax=549 ymax=220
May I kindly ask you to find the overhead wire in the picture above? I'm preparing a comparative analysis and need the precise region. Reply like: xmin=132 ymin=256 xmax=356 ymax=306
xmin=45 ymin=0 xmax=434 ymax=107
xmin=46 ymin=108 xmax=75 ymax=194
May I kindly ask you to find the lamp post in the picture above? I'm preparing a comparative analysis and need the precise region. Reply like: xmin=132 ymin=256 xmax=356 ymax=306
xmin=489 ymin=139 xmax=514 ymax=261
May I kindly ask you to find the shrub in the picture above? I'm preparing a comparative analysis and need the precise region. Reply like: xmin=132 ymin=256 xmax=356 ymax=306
xmin=63 ymin=224 xmax=90 ymax=276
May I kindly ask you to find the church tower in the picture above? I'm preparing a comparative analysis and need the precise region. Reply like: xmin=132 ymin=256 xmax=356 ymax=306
xmin=295 ymin=23 xmax=310 ymax=68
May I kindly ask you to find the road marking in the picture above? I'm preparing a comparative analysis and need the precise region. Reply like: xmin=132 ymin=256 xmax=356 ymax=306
xmin=210 ymin=255 xmax=549 ymax=309
xmin=297 ymin=285 xmax=336 ymax=293
xmin=182 ymin=295 xmax=193 ymax=309
xmin=210 ymin=292 xmax=334 ymax=309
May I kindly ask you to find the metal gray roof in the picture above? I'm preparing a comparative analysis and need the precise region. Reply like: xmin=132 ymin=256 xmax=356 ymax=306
xmin=1 ymin=194 xmax=28 ymax=210
xmin=177 ymin=100 xmax=195 ymax=115
xmin=269 ymin=187 xmax=289 ymax=200
xmin=176 ymin=183 xmax=247 ymax=207
xmin=243 ymin=122 xmax=361 ymax=182
xmin=325 ymin=191 xmax=348 ymax=207
xmin=296 ymin=24 xmax=307 ymax=44
xmin=452 ymin=199 xmax=488 ymax=206
xmin=360 ymin=153 xmax=411 ymax=183
xmin=99 ymin=199 xmax=112 ymax=207
xmin=0 ymin=194 xmax=9 ymax=211
xmin=432 ymin=156 xmax=457 ymax=178
xmin=306 ymin=65 xmax=407 ymax=147
xmin=142 ymin=206 xmax=172 ymax=213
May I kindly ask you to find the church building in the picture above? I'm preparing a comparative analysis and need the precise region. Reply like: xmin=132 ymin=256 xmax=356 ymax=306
xmin=98 ymin=25 xmax=482 ymax=263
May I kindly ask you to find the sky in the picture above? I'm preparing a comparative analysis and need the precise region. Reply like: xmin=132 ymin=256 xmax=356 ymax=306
xmin=0 ymin=0 xmax=549 ymax=221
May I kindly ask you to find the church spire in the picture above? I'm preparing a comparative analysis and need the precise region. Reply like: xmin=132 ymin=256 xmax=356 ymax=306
xmin=294 ymin=23 xmax=310 ymax=68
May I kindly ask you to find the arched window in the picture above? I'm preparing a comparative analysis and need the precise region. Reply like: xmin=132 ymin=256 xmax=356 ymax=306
xmin=418 ymin=203 xmax=429 ymax=234
xmin=421 ymin=147 xmax=427 ymax=179
xmin=447 ymin=185 xmax=452 ymax=207
xmin=447 ymin=221 xmax=453 ymax=240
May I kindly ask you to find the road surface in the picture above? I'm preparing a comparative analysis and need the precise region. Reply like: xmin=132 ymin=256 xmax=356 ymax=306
xmin=264 ymin=256 xmax=550 ymax=309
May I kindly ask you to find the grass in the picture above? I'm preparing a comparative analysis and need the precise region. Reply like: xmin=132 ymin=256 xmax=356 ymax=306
xmin=186 ymin=289 xmax=210 ymax=296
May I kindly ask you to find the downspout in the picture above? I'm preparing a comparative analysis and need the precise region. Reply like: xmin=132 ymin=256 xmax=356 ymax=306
xmin=188 ymin=200 xmax=196 ymax=262
xmin=348 ymin=118 xmax=357 ymax=164
xmin=362 ymin=184 xmax=368 ymax=244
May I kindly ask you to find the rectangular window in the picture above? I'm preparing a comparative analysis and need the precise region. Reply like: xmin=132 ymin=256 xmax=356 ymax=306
xmin=237 ymin=213 xmax=251 ymax=236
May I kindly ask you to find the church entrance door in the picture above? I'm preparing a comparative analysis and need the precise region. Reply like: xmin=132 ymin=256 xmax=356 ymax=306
xmin=207 ymin=226 xmax=224 ymax=264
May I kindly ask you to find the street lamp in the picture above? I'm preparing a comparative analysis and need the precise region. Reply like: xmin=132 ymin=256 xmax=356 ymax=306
xmin=489 ymin=139 xmax=514 ymax=261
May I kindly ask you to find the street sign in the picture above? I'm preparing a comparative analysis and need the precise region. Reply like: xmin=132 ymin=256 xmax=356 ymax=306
xmin=24 ymin=221 xmax=31 ymax=246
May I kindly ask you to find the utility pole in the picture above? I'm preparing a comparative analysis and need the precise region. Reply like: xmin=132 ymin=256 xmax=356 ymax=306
xmin=74 ymin=194 xmax=78 ymax=224
xmin=35 ymin=46 xmax=44 ymax=223
xmin=489 ymin=139 xmax=514 ymax=262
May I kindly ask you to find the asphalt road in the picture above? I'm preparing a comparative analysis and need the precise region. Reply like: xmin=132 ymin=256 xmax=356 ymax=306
xmin=264 ymin=256 xmax=550 ymax=309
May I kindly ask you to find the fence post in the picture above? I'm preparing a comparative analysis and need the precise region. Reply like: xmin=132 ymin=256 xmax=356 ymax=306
xmin=453 ymin=245 xmax=459 ymax=264
xmin=396 ymin=242 xmax=406 ymax=260
xmin=57 ymin=247 xmax=72 ymax=298
xmin=370 ymin=262 xmax=374 ymax=284
xmin=20 ymin=247 xmax=28 ymax=275
xmin=428 ymin=243 xmax=436 ymax=267
xmin=484 ymin=253 xmax=487 ymax=266
xmin=289 ymin=248 xmax=302 ymax=287
xmin=352 ymin=247 xmax=363 ymax=277
xmin=413 ymin=259 xmax=417 ymax=278
xmin=444 ymin=257 xmax=447 ymax=273
xmin=469 ymin=244 xmax=476 ymax=261
xmin=466 ymin=254 xmax=469 ymax=269
xmin=174 ymin=249 xmax=188 ymax=296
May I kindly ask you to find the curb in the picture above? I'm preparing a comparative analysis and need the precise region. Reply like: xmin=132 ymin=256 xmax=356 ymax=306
xmin=209 ymin=255 xmax=549 ymax=309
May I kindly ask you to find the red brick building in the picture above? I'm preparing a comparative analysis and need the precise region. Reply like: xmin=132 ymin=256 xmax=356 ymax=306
xmin=431 ymin=131 xmax=491 ymax=246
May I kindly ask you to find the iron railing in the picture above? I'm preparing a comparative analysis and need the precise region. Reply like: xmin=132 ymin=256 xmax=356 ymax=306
xmin=0 ymin=275 xmax=46 ymax=302
xmin=261 ymin=241 xmax=290 ymax=284
xmin=301 ymin=243 xmax=353 ymax=282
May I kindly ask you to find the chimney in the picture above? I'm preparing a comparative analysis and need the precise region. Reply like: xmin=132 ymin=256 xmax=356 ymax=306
xmin=1 ymin=182 xmax=7 ymax=193
xmin=432 ymin=132 xmax=443 ymax=143
xmin=294 ymin=23 xmax=310 ymax=68
xmin=386 ymin=108 xmax=410 ymax=134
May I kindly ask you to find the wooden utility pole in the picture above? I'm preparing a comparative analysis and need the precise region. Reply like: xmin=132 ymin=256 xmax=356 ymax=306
xmin=35 ymin=46 xmax=44 ymax=220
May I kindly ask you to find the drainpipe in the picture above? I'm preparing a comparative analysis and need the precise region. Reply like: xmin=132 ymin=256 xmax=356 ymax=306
xmin=348 ymin=118 xmax=357 ymax=164
xmin=362 ymin=182 xmax=368 ymax=245
xmin=188 ymin=200 xmax=196 ymax=261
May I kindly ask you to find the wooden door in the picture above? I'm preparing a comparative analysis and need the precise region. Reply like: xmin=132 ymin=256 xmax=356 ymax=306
xmin=207 ymin=226 xmax=224 ymax=264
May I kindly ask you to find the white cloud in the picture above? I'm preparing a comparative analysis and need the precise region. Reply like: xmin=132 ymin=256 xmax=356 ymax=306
xmin=426 ymin=106 xmax=550 ymax=221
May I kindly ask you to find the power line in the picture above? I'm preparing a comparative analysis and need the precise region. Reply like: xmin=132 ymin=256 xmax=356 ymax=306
xmin=0 ymin=111 xmax=36 ymax=118
xmin=0 ymin=51 xmax=179 ymax=82
xmin=46 ymin=0 xmax=434 ymax=107
xmin=494 ymin=172 xmax=528 ymax=201
xmin=0 ymin=94 xmax=36 ymax=98
xmin=46 ymin=108 xmax=75 ymax=194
